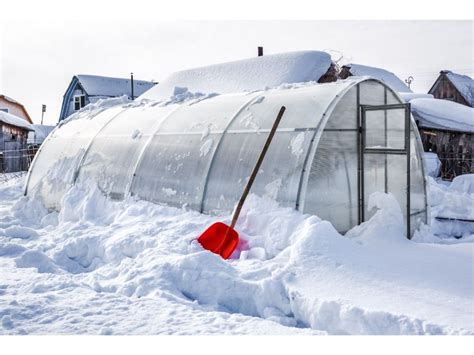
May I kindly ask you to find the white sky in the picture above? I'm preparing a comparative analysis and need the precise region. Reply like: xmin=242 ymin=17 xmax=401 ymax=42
xmin=1 ymin=20 xmax=473 ymax=125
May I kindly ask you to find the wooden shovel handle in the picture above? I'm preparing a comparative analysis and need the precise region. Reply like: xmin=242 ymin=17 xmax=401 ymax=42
xmin=230 ymin=106 xmax=286 ymax=229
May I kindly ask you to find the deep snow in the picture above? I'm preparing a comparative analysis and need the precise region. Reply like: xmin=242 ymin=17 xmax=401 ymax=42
xmin=0 ymin=173 xmax=473 ymax=335
xmin=410 ymin=98 xmax=474 ymax=133
xmin=140 ymin=51 xmax=332 ymax=101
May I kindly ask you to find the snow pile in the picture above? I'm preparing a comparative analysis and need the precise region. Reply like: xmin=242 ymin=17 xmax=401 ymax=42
xmin=423 ymin=152 xmax=442 ymax=178
xmin=410 ymin=98 xmax=474 ymax=132
xmin=414 ymin=175 xmax=474 ymax=241
xmin=140 ymin=51 xmax=332 ymax=101
xmin=0 ymin=111 xmax=34 ymax=131
xmin=342 ymin=63 xmax=411 ymax=92
xmin=1 ymin=176 xmax=473 ymax=335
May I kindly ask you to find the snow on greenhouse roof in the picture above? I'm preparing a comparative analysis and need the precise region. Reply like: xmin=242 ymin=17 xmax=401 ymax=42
xmin=411 ymin=98 xmax=474 ymax=133
xmin=343 ymin=63 xmax=411 ymax=93
xmin=76 ymin=75 xmax=156 ymax=98
xmin=140 ymin=51 xmax=332 ymax=100
xmin=0 ymin=111 xmax=34 ymax=131
xmin=445 ymin=71 xmax=474 ymax=106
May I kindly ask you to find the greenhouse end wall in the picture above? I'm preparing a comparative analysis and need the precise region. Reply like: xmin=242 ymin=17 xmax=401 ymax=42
xmin=25 ymin=78 xmax=428 ymax=237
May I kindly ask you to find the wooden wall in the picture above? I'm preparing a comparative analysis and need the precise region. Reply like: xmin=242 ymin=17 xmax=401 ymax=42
xmin=418 ymin=127 xmax=473 ymax=180
xmin=0 ymin=123 xmax=31 ymax=173
xmin=429 ymin=74 xmax=471 ymax=107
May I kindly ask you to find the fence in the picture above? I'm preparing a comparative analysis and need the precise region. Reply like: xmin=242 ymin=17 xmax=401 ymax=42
xmin=0 ymin=146 xmax=38 ymax=173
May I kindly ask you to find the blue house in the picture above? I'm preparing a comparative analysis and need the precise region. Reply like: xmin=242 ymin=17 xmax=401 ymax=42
xmin=59 ymin=74 xmax=156 ymax=121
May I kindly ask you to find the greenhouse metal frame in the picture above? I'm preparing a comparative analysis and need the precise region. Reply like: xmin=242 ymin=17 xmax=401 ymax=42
xmin=25 ymin=78 xmax=428 ymax=238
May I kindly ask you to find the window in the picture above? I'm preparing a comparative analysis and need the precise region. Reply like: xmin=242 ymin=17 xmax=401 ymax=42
xmin=74 ymin=95 xmax=86 ymax=111
xmin=0 ymin=108 xmax=9 ymax=113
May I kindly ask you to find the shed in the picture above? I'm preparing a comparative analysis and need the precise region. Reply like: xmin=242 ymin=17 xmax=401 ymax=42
xmin=25 ymin=78 xmax=427 ymax=237
xmin=411 ymin=98 xmax=474 ymax=179
xmin=428 ymin=71 xmax=473 ymax=107
xmin=0 ymin=111 xmax=34 ymax=173
xmin=58 ymin=75 xmax=157 ymax=121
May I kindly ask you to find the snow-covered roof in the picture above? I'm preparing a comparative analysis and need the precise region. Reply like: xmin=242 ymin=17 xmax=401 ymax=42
xmin=444 ymin=71 xmax=474 ymax=106
xmin=76 ymin=75 xmax=156 ymax=98
xmin=411 ymin=98 xmax=474 ymax=133
xmin=28 ymin=124 xmax=56 ymax=144
xmin=140 ymin=51 xmax=332 ymax=101
xmin=0 ymin=111 xmax=34 ymax=131
xmin=343 ymin=63 xmax=411 ymax=93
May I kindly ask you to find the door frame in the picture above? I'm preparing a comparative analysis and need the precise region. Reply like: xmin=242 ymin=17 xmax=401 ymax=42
xmin=358 ymin=102 xmax=412 ymax=238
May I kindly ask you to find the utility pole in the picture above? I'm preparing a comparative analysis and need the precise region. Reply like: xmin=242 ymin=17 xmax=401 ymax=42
xmin=41 ymin=104 xmax=46 ymax=125
xmin=131 ymin=72 xmax=135 ymax=100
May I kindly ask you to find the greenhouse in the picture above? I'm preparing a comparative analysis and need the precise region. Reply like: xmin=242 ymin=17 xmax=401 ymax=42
xmin=25 ymin=77 xmax=428 ymax=237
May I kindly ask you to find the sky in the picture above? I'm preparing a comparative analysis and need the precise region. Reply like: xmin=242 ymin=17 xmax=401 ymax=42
xmin=1 ymin=20 xmax=473 ymax=125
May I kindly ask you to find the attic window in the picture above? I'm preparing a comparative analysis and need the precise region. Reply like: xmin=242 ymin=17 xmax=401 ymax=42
xmin=0 ymin=108 xmax=9 ymax=113
xmin=74 ymin=95 xmax=86 ymax=111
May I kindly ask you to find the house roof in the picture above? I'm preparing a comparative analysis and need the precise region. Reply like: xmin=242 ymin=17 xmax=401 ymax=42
xmin=342 ymin=64 xmax=412 ymax=93
xmin=411 ymin=98 xmax=474 ymax=133
xmin=443 ymin=71 xmax=473 ymax=106
xmin=0 ymin=111 xmax=34 ymax=131
xmin=140 ymin=51 xmax=332 ymax=101
xmin=0 ymin=95 xmax=33 ymax=124
xmin=76 ymin=74 xmax=156 ymax=98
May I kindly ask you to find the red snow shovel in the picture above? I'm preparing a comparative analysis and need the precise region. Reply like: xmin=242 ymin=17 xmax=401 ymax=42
xmin=198 ymin=106 xmax=286 ymax=259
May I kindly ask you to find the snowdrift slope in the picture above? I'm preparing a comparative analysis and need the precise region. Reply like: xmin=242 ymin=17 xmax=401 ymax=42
xmin=0 ymin=175 xmax=472 ymax=335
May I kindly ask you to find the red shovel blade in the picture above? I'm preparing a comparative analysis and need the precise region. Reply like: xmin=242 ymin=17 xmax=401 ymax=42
xmin=197 ymin=222 xmax=239 ymax=259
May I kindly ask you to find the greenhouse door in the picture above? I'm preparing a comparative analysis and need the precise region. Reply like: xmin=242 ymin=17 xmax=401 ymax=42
xmin=359 ymin=103 xmax=411 ymax=238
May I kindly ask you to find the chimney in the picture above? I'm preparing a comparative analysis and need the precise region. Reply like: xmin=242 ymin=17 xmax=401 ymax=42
xmin=258 ymin=46 xmax=263 ymax=57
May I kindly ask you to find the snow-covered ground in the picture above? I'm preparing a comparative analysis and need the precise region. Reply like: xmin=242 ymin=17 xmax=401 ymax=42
xmin=0 ymin=173 xmax=472 ymax=335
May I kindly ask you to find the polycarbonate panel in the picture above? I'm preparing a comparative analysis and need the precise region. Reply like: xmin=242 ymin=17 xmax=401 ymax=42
xmin=202 ymin=82 xmax=354 ymax=214
xmin=227 ymin=81 xmax=353 ymax=130
xmin=410 ymin=126 xmax=428 ymax=233
xmin=359 ymin=80 xmax=385 ymax=106
xmin=75 ymin=104 xmax=179 ymax=199
xmin=365 ymin=110 xmax=386 ymax=148
xmin=363 ymin=153 xmax=387 ymax=220
xmin=304 ymin=131 xmax=358 ymax=232
xmin=203 ymin=131 xmax=312 ymax=213
xmin=130 ymin=93 xmax=258 ymax=210
xmin=324 ymin=85 xmax=357 ymax=129
xmin=386 ymin=153 xmax=408 ymax=220
xmin=25 ymin=106 xmax=126 ymax=208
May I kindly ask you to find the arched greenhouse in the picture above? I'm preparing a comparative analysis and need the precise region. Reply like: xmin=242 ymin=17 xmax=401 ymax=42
xmin=25 ymin=77 xmax=428 ymax=237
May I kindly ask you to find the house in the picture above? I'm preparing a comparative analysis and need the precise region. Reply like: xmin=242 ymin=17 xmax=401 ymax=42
xmin=410 ymin=98 xmax=474 ymax=180
xmin=59 ymin=75 xmax=157 ymax=121
xmin=0 ymin=111 xmax=34 ymax=173
xmin=428 ymin=70 xmax=473 ymax=107
xmin=339 ymin=63 xmax=412 ymax=93
xmin=0 ymin=95 xmax=33 ymax=124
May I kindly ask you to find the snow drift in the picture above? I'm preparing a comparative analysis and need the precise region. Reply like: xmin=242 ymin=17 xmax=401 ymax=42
xmin=1 ymin=174 xmax=473 ymax=335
